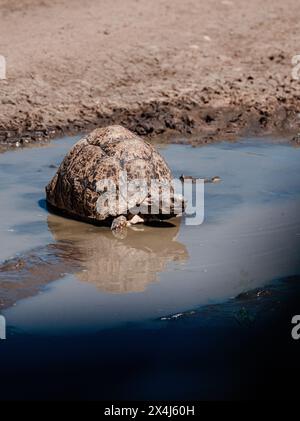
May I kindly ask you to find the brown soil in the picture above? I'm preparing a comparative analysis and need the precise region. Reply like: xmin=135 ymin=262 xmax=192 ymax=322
xmin=0 ymin=0 xmax=300 ymax=149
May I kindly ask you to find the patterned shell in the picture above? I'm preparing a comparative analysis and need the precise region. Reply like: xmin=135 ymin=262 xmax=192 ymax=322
xmin=45 ymin=125 xmax=174 ymax=223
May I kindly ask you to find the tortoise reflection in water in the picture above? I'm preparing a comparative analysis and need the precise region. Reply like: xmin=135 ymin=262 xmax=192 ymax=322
xmin=0 ymin=214 xmax=188 ymax=308
xmin=47 ymin=213 xmax=188 ymax=293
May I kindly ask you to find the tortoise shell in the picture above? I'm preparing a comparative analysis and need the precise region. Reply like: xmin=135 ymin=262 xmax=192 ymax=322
xmin=46 ymin=125 xmax=179 ymax=224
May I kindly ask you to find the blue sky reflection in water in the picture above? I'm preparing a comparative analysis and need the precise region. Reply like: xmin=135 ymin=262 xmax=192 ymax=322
xmin=0 ymin=136 xmax=300 ymax=399
xmin=0 ymin=137 xmax=300 ymax=334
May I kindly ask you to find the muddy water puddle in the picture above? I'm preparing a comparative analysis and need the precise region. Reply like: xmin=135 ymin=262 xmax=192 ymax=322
xmin=0 ymin=136 xmax=300 ymax=334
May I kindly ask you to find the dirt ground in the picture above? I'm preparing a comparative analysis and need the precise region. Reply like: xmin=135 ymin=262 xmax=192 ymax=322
xmin=0 ymin=0 xmax=300 ymax=148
